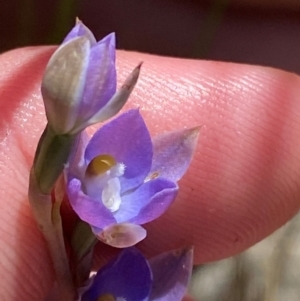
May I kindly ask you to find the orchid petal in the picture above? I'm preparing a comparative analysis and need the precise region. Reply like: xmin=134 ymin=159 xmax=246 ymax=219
xmin=149 ymin=247 xmax=193 ymax=301
xmin=86 ymin=63 xmax=142 ymax=126
xmin=82 ymin=248 xmax=152 ymax=301
xmin=127 ymin=185 xmax=178 ymax=225
xmin=150 ymin=127 xmax=200 ymax=182
xmin=85 ymin=109 xmax=153 ymax=191
xmin=67 ymin=178 xmax=116 ymax=229
xmin=62 ymin=20 xmax=97 ymax=45
xmin=79 ymin=33 xmax=116 ymax=123
xmin=95 ymin=223 xmax=147 ymax=248
xmin=42 ymin=37 xmax=90 ymax=134
xmin=113 ymin=178 xmax=177 ymax=224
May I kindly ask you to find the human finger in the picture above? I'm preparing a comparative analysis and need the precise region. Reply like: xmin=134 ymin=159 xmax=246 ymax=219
xmin=1 ymin=47 xmax=300 ymax=299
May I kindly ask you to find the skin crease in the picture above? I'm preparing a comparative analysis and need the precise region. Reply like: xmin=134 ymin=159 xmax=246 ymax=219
xmin=1 ymin=46 xmax=300 ymax=301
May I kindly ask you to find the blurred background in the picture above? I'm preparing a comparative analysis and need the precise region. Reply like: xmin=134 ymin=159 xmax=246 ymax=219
xmin=189 ymin=213 xmax=300 ymax=301
xmin=2 ymin=0 xmax=300 ymax=300
xmin=1 ymin=0 xmax=300 ymax=72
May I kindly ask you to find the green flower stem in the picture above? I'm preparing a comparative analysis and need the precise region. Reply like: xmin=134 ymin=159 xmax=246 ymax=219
xmin=29 ymin=171 xmax=76 ymax=301
xmin=71 ymin=220 xmax=97 ymax=286
xmin=33 ymin=124 xmax=77 ymax=194
xmin=29 ymin=125 xmax=79 ymax=300
xmin=71 ymin=220 xmax=97 ymax=262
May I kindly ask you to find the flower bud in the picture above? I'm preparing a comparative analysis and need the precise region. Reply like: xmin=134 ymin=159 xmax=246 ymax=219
xmin=42 ymin=21 xmax=141 ymax=134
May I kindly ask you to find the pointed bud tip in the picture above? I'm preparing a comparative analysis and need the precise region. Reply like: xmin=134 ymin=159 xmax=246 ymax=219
xmin=132 ymin=62 xmax=143 ymax=77
xmin=174 ymin=245 xmax=194 ymax=259
xmin=132 ymin=61 xmax=143 ymax=78
xmin=130 ymin=62 xmax=143 ymax=77
xmin=188 ymin=125 xmax=201 ymax=135
xmin=98 ymin=32 xmax=116 ymax=48
xmin=106 ymin=32 xmax=116 ymax=40
xmin=75 ymin=17 xmax=82 ymax=24
xmin=120 ymin=62 xmax=143 ymax=92
xmin=136 ymin=61 xmax=143 ymax=69
xmin=184 ymin=126 xmax=201 ymax=143
xmin=173 ymin=246 xmax=194 ymax=270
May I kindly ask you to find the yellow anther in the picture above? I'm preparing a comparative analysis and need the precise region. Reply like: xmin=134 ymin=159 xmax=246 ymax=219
xmin=86 ymin=154 xmax=117 ymax=176
xmin=97 ymin=293 xmax=116 ymax=301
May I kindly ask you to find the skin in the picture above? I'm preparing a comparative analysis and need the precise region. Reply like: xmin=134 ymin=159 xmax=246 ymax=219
xmin=1 ymin=46 xmax=300 ymax=301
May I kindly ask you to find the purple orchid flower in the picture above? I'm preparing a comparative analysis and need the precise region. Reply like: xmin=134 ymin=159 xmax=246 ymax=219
xmin=66 ymin=109 xmax=199 ymax=247
xmin=42 ymin=20 xmax=141 ymax=135
xmin=80 ymin=247 xmax=193 ymax=301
